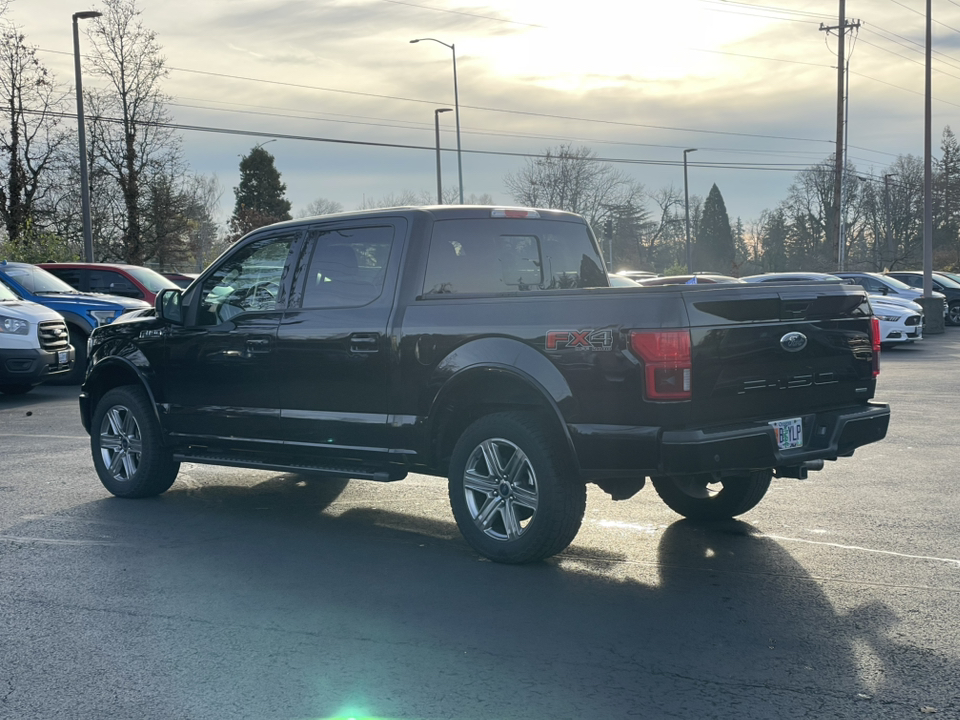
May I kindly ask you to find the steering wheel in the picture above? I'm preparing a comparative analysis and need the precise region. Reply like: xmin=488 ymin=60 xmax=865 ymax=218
xmin=248 ymin=281 xmax=280 ymax=307
xmin=217 ymin=281 xmax=280 ymax=322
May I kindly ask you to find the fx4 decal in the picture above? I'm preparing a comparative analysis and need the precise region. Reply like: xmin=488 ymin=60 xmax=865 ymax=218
xmin=545 ymin=329 xmax=614 ymax=351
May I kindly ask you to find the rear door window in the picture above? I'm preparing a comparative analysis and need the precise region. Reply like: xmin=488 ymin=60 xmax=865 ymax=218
xmin=423 ymin=218 xmax=607 ymax=295
xmin=298 ymin=225 xmax=395 ymax=308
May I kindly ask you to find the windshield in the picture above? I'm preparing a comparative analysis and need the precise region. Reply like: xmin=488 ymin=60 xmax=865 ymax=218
xmin=874 ymin=274 xmax=913 ymax=291
xmin=0 ymin=281 xmax=19 ymax=301
xmin=933 ymin=273 xmax=960 ymax=289
xmin=2 ymin=264 xmax=76 ymax=294
xmin=123 ymin=265 xmax=179 ymax=293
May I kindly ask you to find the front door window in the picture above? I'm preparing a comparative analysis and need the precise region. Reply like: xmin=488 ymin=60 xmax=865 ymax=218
xmin=197 ymin=235 xmax=295 ymax=325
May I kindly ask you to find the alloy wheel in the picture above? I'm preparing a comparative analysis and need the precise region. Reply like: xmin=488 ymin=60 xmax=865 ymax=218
xmin=98 ymin=404 xmax=143 ymax=482
xmin=462 ymin=438 xmax=539 ymax=541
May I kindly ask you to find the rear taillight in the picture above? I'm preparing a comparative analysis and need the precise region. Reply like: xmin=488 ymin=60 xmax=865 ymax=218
xmin=870 ymin=316 xmax=881 ymax=377
xmin=629 ymin=330 xmax=692 ymax=400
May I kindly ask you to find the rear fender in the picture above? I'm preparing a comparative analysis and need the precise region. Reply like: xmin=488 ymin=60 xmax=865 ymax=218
xmin=425 ymin=337 xmax=579 ymax=470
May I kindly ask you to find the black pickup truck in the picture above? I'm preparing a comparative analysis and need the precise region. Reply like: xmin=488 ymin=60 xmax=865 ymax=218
xmin=79 ymin=207 xmax=889 ymax=563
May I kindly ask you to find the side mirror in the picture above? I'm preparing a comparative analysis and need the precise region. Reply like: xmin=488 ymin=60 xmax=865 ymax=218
xmin=156 ymin=287 xmax=184 ymax=325
xmin=880 ymin=286 xmax=889 ymax=295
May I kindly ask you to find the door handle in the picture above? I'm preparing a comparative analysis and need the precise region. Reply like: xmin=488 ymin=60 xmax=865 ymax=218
xmin=350 ymin=333 xmax=380 ymax=353
xmin=246 ymin=337 xmax=272 ymax=354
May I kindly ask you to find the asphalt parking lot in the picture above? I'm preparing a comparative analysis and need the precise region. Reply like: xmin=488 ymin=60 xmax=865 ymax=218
xmin=1 ymin=331 xmax=959 ymax=720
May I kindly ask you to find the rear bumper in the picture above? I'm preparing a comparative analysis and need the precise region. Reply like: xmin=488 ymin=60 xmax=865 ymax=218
xmin=658 ymin=402 xmax=890 ymax=474
xmin=569 ymin=402 xmax=890 ymax=478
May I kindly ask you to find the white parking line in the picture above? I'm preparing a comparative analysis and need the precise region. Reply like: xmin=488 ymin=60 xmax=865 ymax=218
xmin=760 ymin=534 xmax=960 ymax=567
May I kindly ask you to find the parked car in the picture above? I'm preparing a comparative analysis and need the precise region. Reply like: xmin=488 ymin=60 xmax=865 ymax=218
xmin=0 ymin=261 xmax=150 ymax=383
xmin=869 ymin=296 xmax=923 ymax=348
xmin=743 ymin=272 xmax=845 ymax=284
xmin=635 ymin=274 xmax=744 ymax=286
xmin=833 ymin=271 xmax=946 ymax=309
xmin=80 ymin=206 xmax=888 ymax=564
xmin=614 ymin=270 xmax=658 ymax=281
xmin=885 ymin=271 xmax=960 ymax=326
xmin=162 ymin=272 xmax=199 ymax=288
xmin=0 ymin=280 xmax=74 ymax=394
xmin=743 ymin=271 xmax=923 ymax=311
xmin=608 ymin=274 xmax=642 ymax=287
xmin=38 ymin=262 xmax=180 ymax=305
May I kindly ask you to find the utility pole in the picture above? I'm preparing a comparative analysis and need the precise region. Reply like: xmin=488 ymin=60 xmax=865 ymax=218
xmin=820 ymin=3 xmax=860 ymax=270
xmin=883 ymin=173 xmax=896 ymax=271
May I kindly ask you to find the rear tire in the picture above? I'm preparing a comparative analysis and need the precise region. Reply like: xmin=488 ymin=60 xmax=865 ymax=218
xmin=650 ymin=471 xmax=772 ymax=520
xmin=91 ymin=386 xmax=179 ymax=498
xmin=448 ymin=411 xmax=586 ymax=564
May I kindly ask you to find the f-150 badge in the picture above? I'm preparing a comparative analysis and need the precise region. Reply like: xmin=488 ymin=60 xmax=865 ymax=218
xmin=545 ymin=329 xmax=614 ymax=351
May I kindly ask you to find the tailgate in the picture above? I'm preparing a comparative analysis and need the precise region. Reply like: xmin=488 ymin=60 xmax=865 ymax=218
xmin=683 ymin=284 xmax=876 ymax=425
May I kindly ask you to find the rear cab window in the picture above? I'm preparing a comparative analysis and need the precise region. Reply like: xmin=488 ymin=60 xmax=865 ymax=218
xmin=422 ymin=217 xmax=608 ymax=295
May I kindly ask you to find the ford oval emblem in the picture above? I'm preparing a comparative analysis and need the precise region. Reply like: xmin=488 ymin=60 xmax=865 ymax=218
xmin=780 ymin=331 xmax=808 ymax=352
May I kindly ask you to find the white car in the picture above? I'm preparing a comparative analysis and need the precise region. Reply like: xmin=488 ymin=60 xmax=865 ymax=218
xmin=0 ymin=282 xmax=75 ymax=394
xmin=741 ymin=271 xmax=924 ymax=347
xmin=869 ymin=296 xmax=923 ymax=348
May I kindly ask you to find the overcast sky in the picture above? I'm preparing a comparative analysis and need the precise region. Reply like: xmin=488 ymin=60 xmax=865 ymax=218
xmin=12 ymin=0 xmax=960 ymax=226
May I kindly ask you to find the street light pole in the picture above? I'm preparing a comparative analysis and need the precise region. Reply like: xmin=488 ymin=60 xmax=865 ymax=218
xmin=73 ymin=10 xmax=101 ymax=263
xmin=683 ymin=148 xmax=697 ymax=273
xmin=434 ymin=108 xmax=452 ymax=204
xmin=411 ymin=38 xmax=463 ymax=204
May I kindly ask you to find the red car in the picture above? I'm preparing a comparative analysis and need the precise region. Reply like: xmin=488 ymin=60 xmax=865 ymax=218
xmin=38 ymin=263 xmax=179 ymax=305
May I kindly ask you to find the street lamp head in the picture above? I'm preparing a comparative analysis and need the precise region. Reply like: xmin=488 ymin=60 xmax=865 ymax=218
xmin=684 ymin=148 xmax=698 ymax=154
xmin=435 ymin=107 xmax=452 ymax=114
xmin=73 ymin=10 xmax=102 ymax=20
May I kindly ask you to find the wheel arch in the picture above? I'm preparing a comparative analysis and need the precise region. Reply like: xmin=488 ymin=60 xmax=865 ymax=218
xmin=56 ymin=311 xmax=95 ymax=336
xmin=82 ymin=356 xmax=163 ymax=435
xmin=425 ymin=339 xmax=580 ymax=477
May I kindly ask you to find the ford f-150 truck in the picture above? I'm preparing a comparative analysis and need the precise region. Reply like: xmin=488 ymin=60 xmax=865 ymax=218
xmin=79 ymin=207 xmax=890 ymax=563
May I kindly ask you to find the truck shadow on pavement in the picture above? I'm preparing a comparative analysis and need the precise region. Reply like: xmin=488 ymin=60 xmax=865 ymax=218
xmin=5 ymin=475 xmax=957 ymax=720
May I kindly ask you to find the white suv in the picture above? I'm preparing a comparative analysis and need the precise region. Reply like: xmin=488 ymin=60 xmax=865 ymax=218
xmin=0 ymin=281 xmax=74 ymax=395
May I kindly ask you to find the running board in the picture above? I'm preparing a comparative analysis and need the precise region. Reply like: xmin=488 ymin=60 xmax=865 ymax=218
xmin=171 ymin=450 xmax=406 ymax=482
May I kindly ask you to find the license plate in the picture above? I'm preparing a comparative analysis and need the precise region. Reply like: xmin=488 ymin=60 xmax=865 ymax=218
xmin=58 ymin=350 xmax=69 ymax=364
xmin=770 ymin=417 xmax=803 ymax=450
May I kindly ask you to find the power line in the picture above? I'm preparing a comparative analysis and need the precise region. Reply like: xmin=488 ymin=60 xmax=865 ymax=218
xmin=38 ymin=47 xmax=836 ymax=146
xmin=887 ymin=0 xmax=960 ymax=34
xmin=167 ymin=97 xmax=835 ymax=160
xmin=36 ymin=108 xmax=817 ymax=173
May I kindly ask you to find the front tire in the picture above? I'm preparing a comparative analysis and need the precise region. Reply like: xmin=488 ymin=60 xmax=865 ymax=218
xmin=448 ymin=411 xmax=586 ymax=564
xmin=650 ymin=471 xmax=772 ymax=521
xmin=0 ymin=384 xmax=33 ymax=395
xmin=91 ymin=386 xmax=179 ymax=498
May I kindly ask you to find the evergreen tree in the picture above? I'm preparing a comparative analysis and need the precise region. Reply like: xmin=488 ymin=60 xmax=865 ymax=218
xmin=229 ymin=145 xmax=291 ymax=239
xmin=694 ymin=183 xmax=735 ymax=273
xmin=761 ymin=208 xmax=789 ymax=271
xmin=934 ymin=126 xmax=960 ymax=265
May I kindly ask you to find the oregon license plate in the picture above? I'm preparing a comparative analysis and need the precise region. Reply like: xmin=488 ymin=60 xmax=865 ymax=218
xmin=770 ymin=417 xmax=803 ymax=450
xmin=58 ymin=350 xmax=69 ymax=364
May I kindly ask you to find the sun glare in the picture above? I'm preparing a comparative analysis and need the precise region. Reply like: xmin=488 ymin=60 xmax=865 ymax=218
xmin=473 ymin=0 xmax=776 ymax=93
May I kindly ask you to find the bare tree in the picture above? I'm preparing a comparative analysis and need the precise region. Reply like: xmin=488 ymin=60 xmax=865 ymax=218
xmin=182 ymin=173 xmax=223 ymax=270
xmin=0 ymin=26 xmax=70 ymax=249
xmin=504 ymin=144 xmax=642 ymax=228
xmin=85 ymin=0 xmax=183 ymax=264
xmin=297 ymin=196 xmax=343 ymax=218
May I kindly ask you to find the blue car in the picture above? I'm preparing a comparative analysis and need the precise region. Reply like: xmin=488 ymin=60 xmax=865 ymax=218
xmin=0 ymin=261 xmax=151 ymax=383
